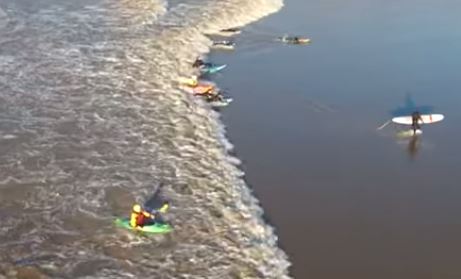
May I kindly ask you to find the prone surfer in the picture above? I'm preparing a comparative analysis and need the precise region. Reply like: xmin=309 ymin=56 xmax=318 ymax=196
xmin=192 ymin=57 xmax=204 ymax=68
xmin=205 ymin=93 xmax=224 ymax=102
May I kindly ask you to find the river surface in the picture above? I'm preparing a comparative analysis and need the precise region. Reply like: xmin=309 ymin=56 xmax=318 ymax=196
xmin=0 ymin=0 xmax=291 ymax=278
xmin=213 ymin=0 xmax=461 ymax=278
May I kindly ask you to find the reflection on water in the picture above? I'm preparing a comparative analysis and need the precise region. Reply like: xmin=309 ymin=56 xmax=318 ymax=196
xmin=406 ymin=134 xmax=420 ymax=160
xmin=394 ymin=129 xmax=421 ymax=160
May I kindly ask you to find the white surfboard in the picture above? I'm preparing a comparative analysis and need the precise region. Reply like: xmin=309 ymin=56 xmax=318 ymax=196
xmin=391 ymin=114 xmax=444 ymax=125
xmin=211 ymin=44 xmax=235 ymax=50
xmin=209 ymin=97 xmax=233 ymax=107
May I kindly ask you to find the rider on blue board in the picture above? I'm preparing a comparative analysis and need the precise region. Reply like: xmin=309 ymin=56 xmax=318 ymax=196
xmin=193 ymin=57 xmax=213 ymax=68
xmin=192 ymin=58 xmax=204 ymax=68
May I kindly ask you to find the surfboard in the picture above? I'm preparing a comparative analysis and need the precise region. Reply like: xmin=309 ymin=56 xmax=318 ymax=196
xmin=211 ymin=41 xmax=235 ymax=50
xmin=391 ymin=114 xmax=444 ymax=125
xmin=200 ymin=64 xmax=227 ymax=74
xmin=211 ymin=44 xmax=235 ymax=50
xmin=208 ymin=97 xmax=233 ymax=107
xmin=280 ymin=37 xmax=311 ymax=44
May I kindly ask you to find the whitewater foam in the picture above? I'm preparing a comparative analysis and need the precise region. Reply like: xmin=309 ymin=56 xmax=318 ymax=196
xmin=0 ymin=0 xmax=291 ymax=277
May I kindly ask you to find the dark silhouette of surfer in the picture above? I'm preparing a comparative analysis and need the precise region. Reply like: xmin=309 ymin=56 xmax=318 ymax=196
xmin=411 ymin=111 xmax=423 ymax=135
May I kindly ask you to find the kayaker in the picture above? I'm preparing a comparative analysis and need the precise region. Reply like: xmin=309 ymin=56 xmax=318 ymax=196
xmin=130 ymin=204 xmax=154 ymax=228
xmin=130 ymin=202 xmax=170 ymax=228
xmin=411 ymin=111 xmax=423 ymax=134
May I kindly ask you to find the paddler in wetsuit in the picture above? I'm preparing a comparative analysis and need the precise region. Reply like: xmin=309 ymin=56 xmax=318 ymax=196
xmin=130 ymin=202 xmax=170 ymax=228
xmin=192 ymin=58 xmax=204 ymax=68
xmin=205 ymin=93 xmax=224 ymax=102
xmin=411 ymin=111 xmax=423 ymax=135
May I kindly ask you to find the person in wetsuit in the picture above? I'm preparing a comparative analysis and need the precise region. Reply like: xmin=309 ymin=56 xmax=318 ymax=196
xmin=206 ymin=93 xmax=223 ymax=102
xmin=192 ymin=58 xmax=204 ymax=68
xmin=411 ymin=111 xmax=423 ymax=134
xmin=129 ymin=201 xmax=170 ymax=229
xmin=130 ymin=204 xmax=153 ymax=228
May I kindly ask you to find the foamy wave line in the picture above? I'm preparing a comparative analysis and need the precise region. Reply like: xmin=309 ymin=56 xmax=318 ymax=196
xmin=156 ymin=0 xmax=292 ymax=277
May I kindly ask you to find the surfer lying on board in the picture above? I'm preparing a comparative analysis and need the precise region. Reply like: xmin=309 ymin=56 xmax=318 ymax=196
xmin=130 ymin=202 xmax=169 ymax=228
xmin=193 ymin=58 xmax=213 ymax=68
xmin=411 ymin=111 xmax=424 ymax=134
xmin=193 ymin=58 xmax=211 ymax=68
xmin=205 ymin=93 xmax=225 ymax=102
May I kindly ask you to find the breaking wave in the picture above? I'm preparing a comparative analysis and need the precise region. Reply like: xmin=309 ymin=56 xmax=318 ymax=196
xmin=0 ymin=0 xmax=290 ymax=277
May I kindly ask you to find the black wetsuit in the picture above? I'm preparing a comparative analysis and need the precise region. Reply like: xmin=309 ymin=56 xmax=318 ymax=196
xmin=193 ymin=59 xmax=204 ymax=68
xmin=411 ymin=111 xmax=423 ymax=133
xmin=205 ymin=93 xmax=223 ymax=102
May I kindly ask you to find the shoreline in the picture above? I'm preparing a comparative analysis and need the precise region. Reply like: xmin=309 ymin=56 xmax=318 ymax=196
xmin=188 ymin=1 xmax=294 ymax=277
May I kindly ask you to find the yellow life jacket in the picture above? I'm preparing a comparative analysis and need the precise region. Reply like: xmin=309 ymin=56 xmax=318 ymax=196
xmin=130 ymin=212 xmax=139 ymax=227
xmin=130 ymin=211 xmax=152 ymax=227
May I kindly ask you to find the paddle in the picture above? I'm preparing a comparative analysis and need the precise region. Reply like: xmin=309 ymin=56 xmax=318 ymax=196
xmin=146 ymin=201 xmax=169 ymax=214
xmin=144 ymin=201 xmax=170 ymax=224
